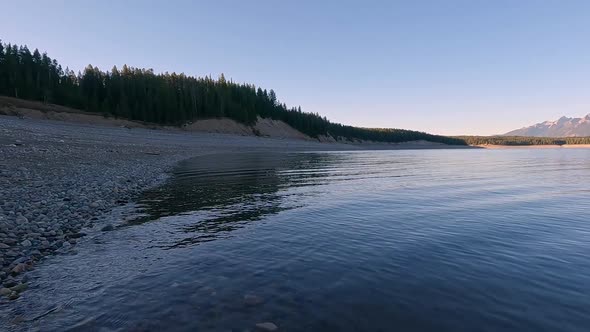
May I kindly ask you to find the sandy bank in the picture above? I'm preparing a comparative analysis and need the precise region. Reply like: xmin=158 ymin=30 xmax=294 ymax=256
xmin=0 ymin=96 xmax=315 ymax=141
xmin=0 ymin=96 xmax=472 ymax=150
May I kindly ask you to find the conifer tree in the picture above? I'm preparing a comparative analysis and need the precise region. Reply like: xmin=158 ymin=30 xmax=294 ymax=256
xmin=0 ymin=41 xmax=5 ymax=93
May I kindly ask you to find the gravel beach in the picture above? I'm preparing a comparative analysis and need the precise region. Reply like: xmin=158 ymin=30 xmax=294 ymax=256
xmin=0 ymin=115 xmax=357 ymax=302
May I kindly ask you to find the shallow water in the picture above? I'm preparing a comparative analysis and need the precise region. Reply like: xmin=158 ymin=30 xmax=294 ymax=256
xmin=4 ymin=149 xmax=590 ymax=331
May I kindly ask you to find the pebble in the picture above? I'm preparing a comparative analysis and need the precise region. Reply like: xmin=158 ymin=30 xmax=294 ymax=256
xmin=11 ymin=257 xmax=27 ymax=265
xmin=15 ymin=215 xmax=28 ymax=223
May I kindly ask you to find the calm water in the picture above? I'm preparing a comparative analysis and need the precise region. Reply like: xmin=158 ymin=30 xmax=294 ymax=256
xmin=4 ymin=149 xmax=590 ymax=332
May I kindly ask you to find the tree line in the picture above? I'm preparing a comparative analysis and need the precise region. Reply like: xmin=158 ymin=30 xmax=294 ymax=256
xmin=0 ymin=39 xmax=467 ymax=145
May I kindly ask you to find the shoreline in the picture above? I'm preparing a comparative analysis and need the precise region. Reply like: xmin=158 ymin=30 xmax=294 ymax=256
xmin=0 ymin=113 xmax=585 ymax=305
xmin=476 ymin=144 xmax=590 ymax=149
xmin=0 ymin=113 xmax=473 ymax=302
xmin=0 ymin=96 xmax=472 ymax=149
xmin=0 ymin=115 xmax=360 ymax=302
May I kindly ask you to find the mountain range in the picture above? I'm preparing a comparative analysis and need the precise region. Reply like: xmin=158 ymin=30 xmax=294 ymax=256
xmin=504 ymin=114 xmax=590 ymax=137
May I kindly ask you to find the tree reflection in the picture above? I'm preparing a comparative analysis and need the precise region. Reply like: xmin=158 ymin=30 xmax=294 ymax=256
xmin=127 ymin=152 xmax=345 ymax=247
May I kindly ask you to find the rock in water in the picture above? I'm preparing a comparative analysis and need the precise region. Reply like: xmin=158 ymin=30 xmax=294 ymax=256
xmin=3 ymin=279 xmax=18 ymax=288
xmin=101 ymin=224 xmax=115 ymax=232
xmin=10 ymin=283 xmax=27 ymax=293
xmin=11 ymin=263 xmax=27 ymax=275
xmin=21 ymin=240 xmax=32 ymax=247
xmin=0 ymin=288 xmax=11 ymax=296
xmin=69 ymin=232 xmax=86 ymax=239
xmin=256 ymin=322 xmax=278 ymax=331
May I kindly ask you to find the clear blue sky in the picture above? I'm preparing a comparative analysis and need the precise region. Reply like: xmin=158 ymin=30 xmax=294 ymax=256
xmin=2 ymin=0 xmax=590 ymax=135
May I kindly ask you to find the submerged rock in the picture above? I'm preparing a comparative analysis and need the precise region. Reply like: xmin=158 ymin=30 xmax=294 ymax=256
xmin=68 ymin=232 xmax=86 ymax=239
xmin=11 ymin=263 xmax=27 ymax=275
xmin=101 ymin=224 xmax=115 ymax=232
xmin=3 ymin=279 xmax=18 ymax=288
xmin=256 ymin=322 xmax=278 ymax=331
xmin=10 ymin=282 xmax=27 ymax=293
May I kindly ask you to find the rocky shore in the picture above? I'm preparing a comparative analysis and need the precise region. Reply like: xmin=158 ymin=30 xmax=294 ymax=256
xmin=0 ymin=119 xmax=189 ymax=301
xmin=0 ymin=115 xmax=357 ymax=302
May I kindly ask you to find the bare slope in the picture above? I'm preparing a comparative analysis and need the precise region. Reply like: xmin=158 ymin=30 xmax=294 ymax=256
xmin=0 ymin=96 xmax=468 ymax=148
xmin=0 ymin=96 xmax=312 ymax=140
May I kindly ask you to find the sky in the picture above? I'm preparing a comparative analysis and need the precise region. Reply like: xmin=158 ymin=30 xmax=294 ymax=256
xmin=2 ymin=0 xmax=590 ymax=135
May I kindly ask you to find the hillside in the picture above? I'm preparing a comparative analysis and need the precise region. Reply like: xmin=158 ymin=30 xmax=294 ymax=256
xmin=505 ymin=114 xmax=590 ymax=137
xmin=0 ymin=39 xmax=465 ymax=146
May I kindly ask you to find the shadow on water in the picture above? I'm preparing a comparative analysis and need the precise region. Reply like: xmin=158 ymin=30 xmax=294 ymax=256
xmin=126 ymin=152 xmax=346 ymax=248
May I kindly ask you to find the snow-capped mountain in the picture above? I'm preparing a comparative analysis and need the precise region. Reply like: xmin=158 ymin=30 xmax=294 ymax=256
xmin=504 ymin=114 xmax=590 ymax=137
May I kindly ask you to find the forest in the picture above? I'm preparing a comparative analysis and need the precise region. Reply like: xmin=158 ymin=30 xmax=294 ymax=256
xmin=0 ymin=39 xmax=466 ymax=145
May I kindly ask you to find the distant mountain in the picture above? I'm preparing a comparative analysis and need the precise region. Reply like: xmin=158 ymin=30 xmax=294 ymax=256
xmin=504 ymin=114 xmax=590 ymax=137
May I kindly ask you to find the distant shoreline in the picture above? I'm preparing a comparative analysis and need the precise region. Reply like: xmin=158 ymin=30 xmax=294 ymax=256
xmin=476 ymin=144 xmax=590 ymax=149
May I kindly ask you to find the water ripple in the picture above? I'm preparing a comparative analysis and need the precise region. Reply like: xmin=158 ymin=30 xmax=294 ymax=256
xmin=3 ymin=149 xmax=590 ymax=331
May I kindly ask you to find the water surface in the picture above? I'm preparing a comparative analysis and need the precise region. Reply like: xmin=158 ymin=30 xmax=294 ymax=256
xmin=4 ymin=149 xmax=590 ymax=331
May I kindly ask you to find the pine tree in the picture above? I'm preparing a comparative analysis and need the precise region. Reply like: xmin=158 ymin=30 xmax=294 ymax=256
xmin=5 ymin=44 xmax=20 ymax=98
xmin=0 ymin=40 xmax=5 ymax=94
xmin=268 ymin=89 xmax=277 ymax=106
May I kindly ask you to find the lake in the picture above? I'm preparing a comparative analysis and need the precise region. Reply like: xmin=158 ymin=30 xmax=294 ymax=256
xmin=4 ymin=148 xmax=590 ymax=331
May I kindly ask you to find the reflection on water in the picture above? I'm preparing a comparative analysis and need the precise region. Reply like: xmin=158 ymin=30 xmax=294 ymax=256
xmin=128 ymin=153 xmax=347 ymax=247
xmin=3 ymin=149 xmax=590 ymax=332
